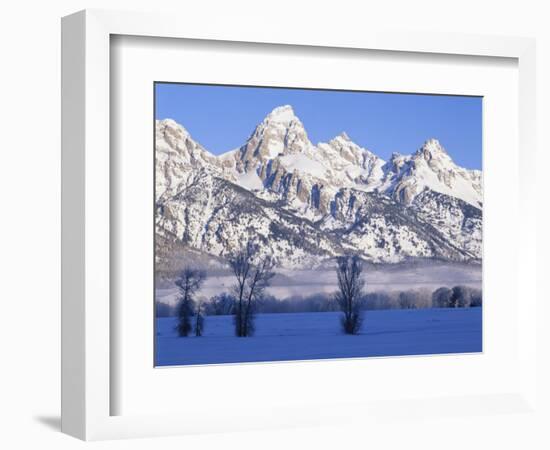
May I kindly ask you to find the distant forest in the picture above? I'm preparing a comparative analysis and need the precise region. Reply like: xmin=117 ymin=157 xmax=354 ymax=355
xmin=156 ymin=284 xmax=482 ymax=317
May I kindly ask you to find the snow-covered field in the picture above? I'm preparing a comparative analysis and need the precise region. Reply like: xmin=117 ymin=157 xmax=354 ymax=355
xmin=155 ymin=308 xmax=482 ymax=366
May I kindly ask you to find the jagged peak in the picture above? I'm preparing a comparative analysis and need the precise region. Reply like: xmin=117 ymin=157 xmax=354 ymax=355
xmin=158 ymin=117 xmax=182 ymax=128
xmin=328 ymin=131 xmax=358 ymax=147
xmin=417 ymin=138 xmax=449 ymax=158
xmin=264 ymin=105 xmax=299 ymax=124
xmin=157 ymin=118 xmax=190 ymax=136
xmin=338 ymin=131 xmax=350 ymax=141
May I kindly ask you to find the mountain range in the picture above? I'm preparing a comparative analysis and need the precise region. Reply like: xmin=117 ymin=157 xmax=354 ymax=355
xmin=155 ymin=105 xmax=482 ymax=269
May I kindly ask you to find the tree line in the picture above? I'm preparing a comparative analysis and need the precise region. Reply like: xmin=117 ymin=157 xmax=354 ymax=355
xmin=165 ymin=245 xmax=481 ymax=338
xmin=159 ymin=284 xmax=482 ymax=317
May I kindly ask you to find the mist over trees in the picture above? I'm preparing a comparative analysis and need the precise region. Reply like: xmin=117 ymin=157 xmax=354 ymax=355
xmin=157 ymin=284 xmax=482 ymax=319
xmin=431 ymin=285 xmax=482 ymax=308
xmin=432 ymin=287 xmax=453 ymax=308
xmin=258 ymin=293 xmax=339 ymax=313
xmin=157 ymin=252 xmax=482 ymax=343
xmin=159 ymin=285 xmax=482 ymax=319
xmin=335 ymin=255 xmax=365 ymax=334
xmin=204 ymin=292 xmax=236 ymax=315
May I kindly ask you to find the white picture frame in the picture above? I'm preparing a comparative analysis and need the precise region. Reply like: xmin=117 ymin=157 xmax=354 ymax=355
xmin=61 ymin=9 xmax=538 ymax=441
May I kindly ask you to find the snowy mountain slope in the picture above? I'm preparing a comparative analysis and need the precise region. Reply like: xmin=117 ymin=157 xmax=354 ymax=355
xmin=156 ymin=170 xmax=478 ymax=268
xmin=322 ymin=189 xmax=477 ymax=262
xmin=155 ymin=119 xmax=236 ymax=201
xmin=378 ymin=139 xmax=482 ymax=208
xmin=216 ymin=105 xmax=389 ymax=219
xmin=155 ymin=170 xmax=350 ymax=268
xmin=411 ymin=189 xmax=482 ymax=258
xmin=155 ymin=105 xmax=483 ymax=267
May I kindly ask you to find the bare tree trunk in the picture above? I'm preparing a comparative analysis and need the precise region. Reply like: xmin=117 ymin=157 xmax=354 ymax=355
xmin=228 ymin=243 xmax=275 ymax=337
xmin=174 ymin=267 xmax=206 ymax=337
xmin=335 ymin=255 xmax=365 ymax=335
xmin=195 ymin=302 xmax=203 ymax=337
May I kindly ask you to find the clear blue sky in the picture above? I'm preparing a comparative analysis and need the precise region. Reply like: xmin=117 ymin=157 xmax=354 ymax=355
xmin=155 ymin=83 xmax=482 ymax=169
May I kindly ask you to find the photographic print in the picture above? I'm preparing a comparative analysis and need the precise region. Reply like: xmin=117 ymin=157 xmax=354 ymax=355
xmin=154 ymin=83 xmax=482 ymax=366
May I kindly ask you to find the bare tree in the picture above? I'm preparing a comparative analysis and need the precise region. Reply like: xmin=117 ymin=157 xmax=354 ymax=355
xmin=194 ymin=300 xmax=205 ymax=337
xmin=174 ymin=267 xmax=206 ymax=337
xmin=228 ymin=242 xmax=275 ymax=337
xmin=334 ymin=255 xmax=365 ymax=334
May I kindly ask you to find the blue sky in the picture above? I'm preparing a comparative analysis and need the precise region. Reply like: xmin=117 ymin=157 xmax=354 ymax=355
xmin=155 ymin=83 xmax=482 ymax=170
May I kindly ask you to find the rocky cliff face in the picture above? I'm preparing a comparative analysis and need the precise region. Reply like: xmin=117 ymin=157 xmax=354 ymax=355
xmin=155 ymin=105 xmax=482 ymax=268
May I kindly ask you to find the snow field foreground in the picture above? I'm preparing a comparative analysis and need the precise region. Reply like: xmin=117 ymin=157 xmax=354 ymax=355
xmin=155 ymin=308 xmax=482 ymax=366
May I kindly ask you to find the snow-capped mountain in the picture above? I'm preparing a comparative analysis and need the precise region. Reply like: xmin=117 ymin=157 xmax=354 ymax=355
xmin=378 ymin=139 xmax=482 ymax=207
xmin=220 ymin=105 xmax=389 ymax=219
xmin=155 ymin=105 xmax=482 ymax=268
xmin=155 ymin=119 xmax=237 ymax=201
